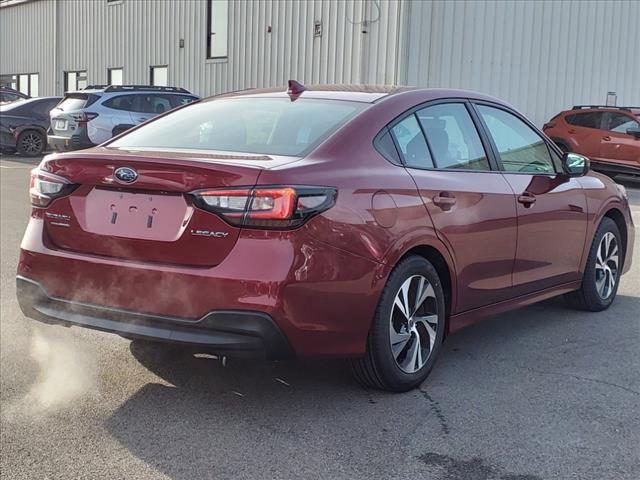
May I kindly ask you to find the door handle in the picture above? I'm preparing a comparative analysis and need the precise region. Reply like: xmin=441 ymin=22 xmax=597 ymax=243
xmin=517 ymin=193 xmax=536 ymax=207
xmin=602 ymin=135 xmax=611 ymax=141
xmin=433 ymin=192 xmax=457 ymax=210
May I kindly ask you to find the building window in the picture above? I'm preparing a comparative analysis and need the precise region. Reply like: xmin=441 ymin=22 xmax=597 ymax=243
xmin=1 ymin=73 xmax=39 ymax=97
xmin=108 ymin=68 xmax=123 ymax=86
xmin=150 ymin=65 xmax=168 ymax=86
xmin=207 ymin=0 xmax=228 ymax=58
xmin=64 ymin=70 xmax=87 ymax=91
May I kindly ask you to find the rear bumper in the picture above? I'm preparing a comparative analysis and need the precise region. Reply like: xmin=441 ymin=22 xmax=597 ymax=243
xmin=48 ymin=131 xmax=95 ymax=152
xmin=16 ymin=275 xmax=293 ymax=359
xmin=18 ymin=217 xmax=383 ymax=357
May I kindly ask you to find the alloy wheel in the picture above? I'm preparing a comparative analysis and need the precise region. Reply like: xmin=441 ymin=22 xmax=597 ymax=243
xmin=20 ymin=132 xmax=43 ymax=155
xmin=389 ymin=275 xmax=439 ymax=373
xmin=595 ymin=232 xmax=618 ymax=299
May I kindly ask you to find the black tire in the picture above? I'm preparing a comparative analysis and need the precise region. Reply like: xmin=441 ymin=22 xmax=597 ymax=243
xmin=565 ymin=217 xmax=622 ymax=311
xmin=349 ymin=255 xmax=446 ymax=392
xmin=112 ymin=124 xmax=135 ymax=137
xmin=16 ymin=130 xmax=45 ymax=156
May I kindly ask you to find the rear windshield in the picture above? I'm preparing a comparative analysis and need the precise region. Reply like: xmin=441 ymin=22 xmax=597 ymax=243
xmin=0 ymin=98 xmax=29 ymax=112
xmin=109 ymin=97 xmax=366 ymax=156
xmin=54 ymin=93 xmax=96 ymax=112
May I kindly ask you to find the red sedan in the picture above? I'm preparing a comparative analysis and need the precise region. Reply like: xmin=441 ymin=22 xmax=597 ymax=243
xmin=17 ymin=83 xmax=634 ymax=391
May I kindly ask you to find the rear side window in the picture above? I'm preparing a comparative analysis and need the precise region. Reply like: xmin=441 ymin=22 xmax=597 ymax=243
xmin=417 ymin=103 xmax=490 ymax=170
xmin=109 ymin=97 xmax=365 ymax=156
xmin=565 ymin=112 xmax=603 ymax=129
xmin=103 ymin=95 xmax=135 ymax=111
xmin=606 ymin=113 xmax=639 ymax=133
xmin=374 ymin=129 xmax=401 ymax=164
xmin=390 ymin=115 xmax=434 ymax=168
xmin=55 ymin=93 xmax=98 ymax=112
xmin=478 ymin=105 xmax=555 ymax=174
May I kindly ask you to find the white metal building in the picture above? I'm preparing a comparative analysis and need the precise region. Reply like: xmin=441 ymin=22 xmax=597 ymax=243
xmin=1 ymin=0 xmax=638 ymax=126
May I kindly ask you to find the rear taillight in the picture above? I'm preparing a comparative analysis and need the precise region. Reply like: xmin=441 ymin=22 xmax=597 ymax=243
xmin=542 ymin=122 xmax=555 ymax=130
xmin=191 ymin=186 xmax=337 ymax=229
xmin=29 ymin=169 xmax=78 ymax=207
xmin=73 ymin=112 xmax=99 ymax=126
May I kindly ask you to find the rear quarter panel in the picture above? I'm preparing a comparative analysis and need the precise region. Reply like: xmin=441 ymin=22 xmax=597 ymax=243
xmin=256 ymin=93 xmax=461 ymax=314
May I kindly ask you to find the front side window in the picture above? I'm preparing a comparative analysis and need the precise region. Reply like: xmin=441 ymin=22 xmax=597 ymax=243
xmin=606 ymin=113 xmax=639 ymax=133
xmin=417 ymin=103 xmax=490 ymax=170
xmin=207 ymin=0 xmax=229 ymax=58
xmin=478 ymin=105 xmax=555 ymax=174
xmin=109 ymin=97 xmax=365 ymax=156
xmin=565 ymin=112 xmax=603 ymax=129
xmin=172 ymin=95 xmax=197 ymax=107
xmin=64 ymin=70 xmax=87 ymax=91
xmin=150 ymin=66 xmax=168 ymax=87
xmin=134 ymin=94 xmax=174 ymax=114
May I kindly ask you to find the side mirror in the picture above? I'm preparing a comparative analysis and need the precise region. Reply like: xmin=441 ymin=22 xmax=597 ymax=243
xmin=562 ymin=153 xmax=590 ymax=177
xmin=626 ymin=127 xmax=640 ymax=139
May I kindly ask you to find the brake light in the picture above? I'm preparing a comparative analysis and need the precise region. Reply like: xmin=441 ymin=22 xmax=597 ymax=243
xmin=73 ymin=112 xmax=99 ymax=126
xmin=29 ymin=169 xmax=78 ymax=207
xmin=191 ymin=186 xmax=337 ymax=229
xmin=543 ymin=122 xmax=555 ymax=130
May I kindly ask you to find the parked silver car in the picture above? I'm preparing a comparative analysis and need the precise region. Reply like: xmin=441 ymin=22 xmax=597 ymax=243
xmin=48 ymin=85 xmax=198 ymax=151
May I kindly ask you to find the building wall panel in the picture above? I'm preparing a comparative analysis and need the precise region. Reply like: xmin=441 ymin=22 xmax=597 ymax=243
xmin=406 ymin=0 xmax=640 ymax=126
xmin=1 ymin=0 xmax=637 ymax=128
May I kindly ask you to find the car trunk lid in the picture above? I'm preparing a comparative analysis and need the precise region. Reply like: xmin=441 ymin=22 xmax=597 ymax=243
xmin=41 ymin=147 xmax=299 ymax=266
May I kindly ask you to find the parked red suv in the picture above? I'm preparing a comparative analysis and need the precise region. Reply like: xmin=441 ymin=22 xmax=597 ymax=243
xmin=543 ymin=105 xmax=640 ymax=176
xmin=17 ymin=84 xmax=634 ymax=391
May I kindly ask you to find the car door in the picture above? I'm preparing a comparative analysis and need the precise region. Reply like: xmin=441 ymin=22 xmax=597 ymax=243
xmin=564 ymin=111 xmax=605 ymax=158
xmin=600 ymin=112 xmax=640 ymax=165
xmin=389 ymin=101 xmax=518 ymax=312
xmin=474 ymin=103 xmax=588 ymax=295
xmin=130 ymin=94 xmax=157 ymax=124
xmin=132 ymin=94 xmax=173 ymax=124
xmin=100 ymin=94 xmax=136 ymax=142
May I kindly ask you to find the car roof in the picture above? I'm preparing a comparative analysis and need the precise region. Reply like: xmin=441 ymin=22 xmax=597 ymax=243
xmin=0 ymin=96 xmax=61 ymax=111
xmin=563 ymin=106 xmax=640 ymax=115
xmin=65 ymin=85 xmax=194 ymax=95
xmin=209 ymin=83 xmax=509 ymax=106
xmin=7 ymin=96 xmax=61 ymax=104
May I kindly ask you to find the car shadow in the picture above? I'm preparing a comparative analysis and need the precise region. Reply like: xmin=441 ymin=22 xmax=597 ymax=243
xmin=104 ymin=294 xmax=639 ymax=479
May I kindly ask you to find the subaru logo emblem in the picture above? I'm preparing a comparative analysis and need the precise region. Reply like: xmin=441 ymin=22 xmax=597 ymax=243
xmin=114 ymin=167 xmax=138 ymax=184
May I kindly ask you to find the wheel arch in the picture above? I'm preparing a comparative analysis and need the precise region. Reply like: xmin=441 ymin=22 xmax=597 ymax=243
xmin=15 ymin=125 xmax=47 ymax=138
xmin=387 ymin=243 xmax=458 ymax=338
xmin=602 ymin=207 xmax=628 ymax=266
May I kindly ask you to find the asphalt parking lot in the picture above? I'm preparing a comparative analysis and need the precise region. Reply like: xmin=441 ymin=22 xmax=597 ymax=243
xmin=1 ymin=154 xmax=639 ymax=480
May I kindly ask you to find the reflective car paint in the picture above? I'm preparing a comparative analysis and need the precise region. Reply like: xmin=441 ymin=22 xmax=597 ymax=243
xmin=17 ymin=87 xmax=635 ymax=357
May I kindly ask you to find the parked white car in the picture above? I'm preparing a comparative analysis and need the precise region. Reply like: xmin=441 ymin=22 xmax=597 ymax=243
xmin=48 ymin=85 xmax=198 ymax=151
